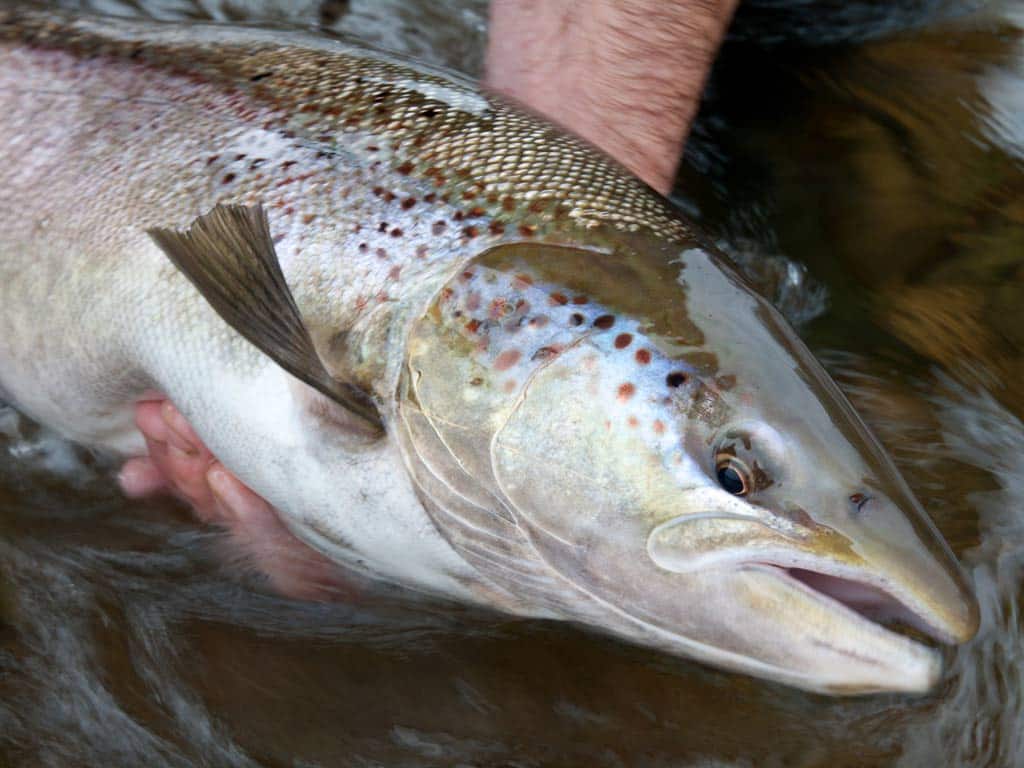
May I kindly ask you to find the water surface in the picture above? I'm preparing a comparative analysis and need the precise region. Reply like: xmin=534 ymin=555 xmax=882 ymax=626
xmin=2 ymin=2 xmax=1024 ymax=765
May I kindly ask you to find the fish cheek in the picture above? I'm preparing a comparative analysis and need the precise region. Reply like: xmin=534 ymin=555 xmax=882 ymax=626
xmin=491 ymin=344 xmax=684 ymax=587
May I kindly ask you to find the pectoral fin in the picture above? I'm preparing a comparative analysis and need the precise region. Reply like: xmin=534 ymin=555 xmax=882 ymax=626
xmin=149 ymin=204 xmax=383 ymax=435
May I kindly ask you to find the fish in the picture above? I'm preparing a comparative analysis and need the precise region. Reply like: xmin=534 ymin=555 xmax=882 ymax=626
xmin=0 ymin=5 xmax=978 ymax=695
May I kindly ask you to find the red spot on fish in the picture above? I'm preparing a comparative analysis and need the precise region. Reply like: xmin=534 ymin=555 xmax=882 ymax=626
xmin=460 ymin=271 xmax=475 ymax=282
xmin=618 ymin=383 xmax=636 ymax=402
xmin=396 ymin=161 xmax=414 ymax=175
xmin=489 ymin=221 xmax=506 ymax=235
xmin=653 ymin=420 xmax=666 ymax=435
xmin=375 ymin=247 xmax=388 ymax=259
xmin=614 ymin=333 xmax=633 ymax=349
xmin=463 ymin=226 xmax=479 ymax=238
xmin=572 ymin=295 xmax=589 ymax=305
xmin=528 ymin=199 xmax=546 ymax=214
xmin=490 ymin=298 xmax=508 ymax=319
xmin=514 ymin=274 xmax=534 ymax=288
xmin=549 ymin=292 xmax=569 ymax=306
xmin=468 ymin=207 xmax=486 ymax=218
xmin=627 ymin=416 xmax=639 ymax=428
xmin=504 ymin=379 xmax=518 ymax=393
xmin=635 ymin=349 xmax=652 ymax=365
xmin=416 ymin=245 xmax=429 ymax=258
xmin=302 ymin=213 xmax=316 ymax=225
xmin=465 ymin=318 xmax=481 ymax=333
xmin=466 ymin=293 xmax=481 ymax=311
xmin=502 ymin=196 xmax=516 ymax=212
xmin=593 ymin=314 xmax=615 ymax=329
xmin=518 ymin=225 xmax=536 ymax=237
xmin=401 ymin=198 xmax=417 ymax=209
xmin=495 ymin=350 xmax=522 ymax=371
xmin=388 ymin=265 xmax=402 ymax=280
xmin=529 ymin=315 xmax=550 ymax=329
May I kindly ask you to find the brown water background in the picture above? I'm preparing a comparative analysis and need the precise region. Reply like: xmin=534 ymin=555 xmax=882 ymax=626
xmin=2 ymin=1 xmax=1024 ymax=765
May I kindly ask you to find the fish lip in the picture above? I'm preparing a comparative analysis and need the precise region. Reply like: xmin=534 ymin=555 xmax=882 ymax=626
xmin=747 ymin=558 xmax=957 ymax=647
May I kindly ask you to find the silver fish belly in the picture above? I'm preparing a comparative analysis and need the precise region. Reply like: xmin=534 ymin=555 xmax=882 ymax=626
xmin=0 ymin=7 xmax=978 ymax=694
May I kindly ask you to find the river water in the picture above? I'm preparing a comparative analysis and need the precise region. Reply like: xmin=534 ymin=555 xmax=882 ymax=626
xmin=2 ymin=1 xmax=1023 ymax=765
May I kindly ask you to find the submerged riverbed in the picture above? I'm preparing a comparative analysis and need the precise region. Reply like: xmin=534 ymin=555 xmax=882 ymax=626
xmin=2 ymin=1 xmax=1023 ymax=765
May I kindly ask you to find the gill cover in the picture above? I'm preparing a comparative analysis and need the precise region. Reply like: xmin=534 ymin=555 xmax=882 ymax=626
xmin=396 ymin=234 xmax=978 ymax=694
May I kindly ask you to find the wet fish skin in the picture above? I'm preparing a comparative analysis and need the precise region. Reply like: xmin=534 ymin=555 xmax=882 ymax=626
xmin=0 ymin=7 xmax=978 ymax=694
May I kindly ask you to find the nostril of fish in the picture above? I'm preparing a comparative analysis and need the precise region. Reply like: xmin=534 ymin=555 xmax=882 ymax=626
xmin=849 ymin=493 xmax=871 ymax=513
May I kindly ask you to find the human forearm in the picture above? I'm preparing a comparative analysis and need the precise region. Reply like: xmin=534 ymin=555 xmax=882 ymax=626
xmin=485 ymin=0 xmax=739 ymax=194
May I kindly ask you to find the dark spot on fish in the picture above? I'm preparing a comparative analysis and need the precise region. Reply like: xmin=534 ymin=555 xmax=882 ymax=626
xmin=396 ymin=161 xmax=414 ymax=175
xmin=529 ymin=315 xmax=549 ymax=329
xmin=206 ymin=155 xmax=219 ymax=166
xmin=489 ymin=221 xmax=506 ymax=235
xmin=234 ymin=153 xmax=247 ymax=161
xmin=572 ymin=295 xmax=589 ymax=305
xmin=528 ymin=199 xmax=545 ymax=214
xmin=532 ymin=345 xmax=561 ymax=361
xmin=390 ymin=227 xmax=403 ymax=237
xmin=222 ymin=173 xmax=236 ymax=184
xmin=358 ymin=243 xmax=368 ymax=252
xmin=468 ymin=206 xmax=486 ymax=218
xmin=495 ymin=349 xmax=521 ymax=371
xmin=421 ymin=107 xmax=438 ymax=118
xmin=502 ymin=196 xmax=516 ymax=212
xmin=401 ymin=198 xmax=417 ymax=210
xmin=432 ymin=221 xmax=447 ymax=235
xmin=453 ymin=211 xmax=465 ymax=222
xmin=614 ymin=333 xmax=633 ymax=349
xmin=378 ymin=222 xmax=388 ymax=233
xmin=375 ymin=248 xmax=388 ymax=259
xmin=463 ymin=226 xmax=479 ymax=238
xmin=666 ymin=371 xmax=688 ymax=388
xmin=518 ymin=225 xmax=536 ymax=237
xmin=593 ymin=314 xmax=615 ymax=330
xmin=549 ymin=292 xmax=569 ymax=306
xmin=424 ymin=193 xmax=437 ymax=203
xmin=570 ymin=313 xmax=584 ymax=326
xmin=469 ymin=376 xmax=483 ymax=386
xmin=465 ymin=319 xmax=481 ymax=334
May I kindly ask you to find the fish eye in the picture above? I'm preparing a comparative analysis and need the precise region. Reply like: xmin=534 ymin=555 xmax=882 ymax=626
xmin=715 ymin=456 xmax=750 ymax=496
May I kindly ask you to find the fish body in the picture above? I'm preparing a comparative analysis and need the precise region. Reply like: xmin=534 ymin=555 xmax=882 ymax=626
xmin=0 ymin=7 xmax=978 ymax=693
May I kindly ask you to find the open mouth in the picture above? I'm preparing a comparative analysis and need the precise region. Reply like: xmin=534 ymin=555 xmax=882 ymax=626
xmin=771 ymin=565 xmax=947 ymax=646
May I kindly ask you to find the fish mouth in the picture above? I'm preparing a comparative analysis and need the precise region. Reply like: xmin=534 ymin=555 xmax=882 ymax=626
xmin=751 ymin=560 xmax=953 ymax=647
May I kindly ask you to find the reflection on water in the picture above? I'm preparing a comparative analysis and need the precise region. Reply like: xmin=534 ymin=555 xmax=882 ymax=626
xmin=3 ymin=1 xmax=1024 ymax=765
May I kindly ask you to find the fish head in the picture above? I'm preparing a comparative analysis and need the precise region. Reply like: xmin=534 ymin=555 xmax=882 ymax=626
xmin=398 ymin=230 xmax=978 ymax=694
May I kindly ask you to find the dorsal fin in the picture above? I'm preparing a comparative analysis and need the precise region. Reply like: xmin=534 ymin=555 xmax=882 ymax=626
xmin=149 ymin=204 xmax=383 ymax=435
